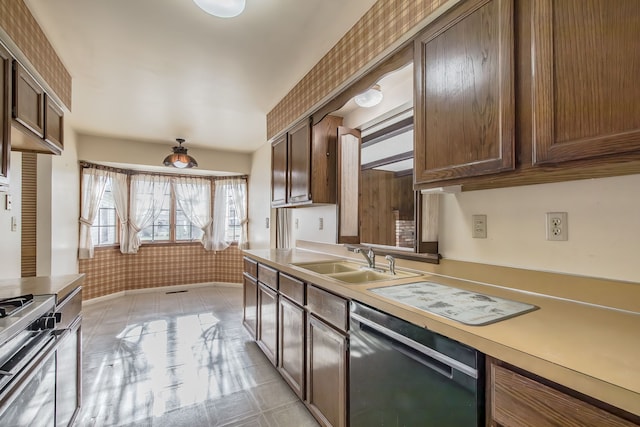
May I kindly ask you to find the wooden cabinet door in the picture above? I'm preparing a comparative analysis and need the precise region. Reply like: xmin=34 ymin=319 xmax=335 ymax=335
xmin=0 ymin=44 xmax=10 ymax=189
xmin=490 ymin=362 xmax=639 ymax=427
xmin=278 ymin=296 xmax=305 ymax=399
xmin=271 ymin=133 xmax=288 ymax=207
xmin=414 ymin=0 xmax=514 ymax=184
xmin=529 ymin=0 xmax=640 ymax=165
xmin=12 ymin=61 xmax=44 ymax=138
xmin=242 ymin=274 xmax=258 ymax=339
xmin=257 ymin=282 xmax=278 ymax=366
xmin=287 ymin=119 xmax=312 ymax=204
xmin=337 ymin=126 xmax=360 ymax=244
xmin=306 ymin=315 xmax=347 ymax=427
xmin=44 ymin=95 xmax=63 ymax=152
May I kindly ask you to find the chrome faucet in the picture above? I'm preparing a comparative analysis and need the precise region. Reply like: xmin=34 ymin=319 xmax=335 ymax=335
xmin=385 ymin=255 xmax=396 ymax=275
xmin=354 ymin=247 xmax=376 ymax=269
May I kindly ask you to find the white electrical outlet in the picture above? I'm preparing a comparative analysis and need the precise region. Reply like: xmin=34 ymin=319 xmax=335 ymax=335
xmin=265 ymin=217 xmax=270 ymax=229
xmin=318 ymin=217 xmax=324 ymax=230
xmin=546 ymin=212 xmax=568 ymax=241
xmin=472 ymin=215 xmax=487 ymax=238
xmin=295 ymin=218 xmax=299 ymax=229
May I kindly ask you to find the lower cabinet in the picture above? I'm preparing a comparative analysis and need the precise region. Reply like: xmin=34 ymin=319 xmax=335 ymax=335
xmin=278 ymin=295 xmax=305 ymax=399
xmin=56 ymin=317 xmax=81 ymax=427
xmin=256 ymin=282 xmax=278 ymax=365
xmin=242 ymin=274 xmax=258 ymax=339
xmin=489 ymin=359 xmax=639 ymax=427
xmin=306 ymin=314 xmax=348 ymax=427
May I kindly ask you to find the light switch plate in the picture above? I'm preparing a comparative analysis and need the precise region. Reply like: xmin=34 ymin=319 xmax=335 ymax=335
xmin=472 ymin=215 xmax=487 ymax=238
xmin=5 ymin=194 xmax=11 ymax=210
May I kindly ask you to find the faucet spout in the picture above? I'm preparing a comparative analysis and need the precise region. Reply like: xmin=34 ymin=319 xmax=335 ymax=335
xmin=354 ymin=247 xmax=376 ymax=269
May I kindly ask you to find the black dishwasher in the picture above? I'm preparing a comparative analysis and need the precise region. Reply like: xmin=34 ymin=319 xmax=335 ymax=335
xmin=349 ymin=301 xmax=484 ymax=427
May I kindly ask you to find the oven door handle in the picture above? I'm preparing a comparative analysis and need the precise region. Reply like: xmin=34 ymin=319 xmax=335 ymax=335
xmin=0 ymin=331 xmax=55 ymax=380
xmin=351 ymin=313 xmax=478 ymax=379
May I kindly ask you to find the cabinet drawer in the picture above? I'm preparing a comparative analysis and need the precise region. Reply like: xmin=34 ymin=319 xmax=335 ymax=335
xmin=258 ymin=263 xmax=278 ymax=290
xmin=279 ymin=273 xmax=305 ymax=306
xmin=491 ymin=364 xmax=637 ymax=427
xmin=243 ymin=257 xmax=258 ymax=279
xmin=307 ymin=285 xmax=348 ymax=332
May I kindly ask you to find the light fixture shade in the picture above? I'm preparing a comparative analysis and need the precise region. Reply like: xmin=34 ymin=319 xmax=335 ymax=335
xmin=163 ymin=138 xmax=198 ymax=169
xmin=193 ymin=0 xmax=246 ymax=18
xmin=354 ymin=84 xmax=383 ymax=108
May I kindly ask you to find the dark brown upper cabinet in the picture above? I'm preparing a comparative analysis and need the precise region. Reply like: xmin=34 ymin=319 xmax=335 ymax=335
xmin=13 ymin=61 xmax=45 ymax=138
xmin=271 ymin=133 xmax=288 ymax=207
xmin=0 ymin=44 xmax=11 ymax=190
xmin=414 ymin=0 xmax=515 ymax=184
xmin=528 ymin=0 xmax=640 ymax=165
xmin=287 ymin=119 xmax=313 ymax=204
xmin=44 ymin=94 xmax=64 ymax=152
xmin=271 ymin=115 xmax=342 ymax=207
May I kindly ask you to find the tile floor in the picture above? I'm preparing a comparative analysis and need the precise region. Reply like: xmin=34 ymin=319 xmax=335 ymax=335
xmin=76 ymin=285 xmax=320 ymax=427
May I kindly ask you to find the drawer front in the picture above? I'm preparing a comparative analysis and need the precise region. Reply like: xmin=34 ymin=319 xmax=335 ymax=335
xmin=279 ymin=273 xmax=305 ymax=306
xmin=258 ymin=263 xmax=278 ymax=290
xmin=491 ymin=364 xmax=637 ymax=427
xmin=307 ymin=285 xmax=348 ymax=332
xmin=243 ymin=257 xmax=258 ymax=279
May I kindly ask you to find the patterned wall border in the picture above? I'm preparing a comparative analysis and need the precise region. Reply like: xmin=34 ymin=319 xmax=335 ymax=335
xmin=79 ymin=244 xmax=243 ymax=300
xmin=267 ymin=0 xmax=456 ymax=140
xmin=0 ymin=0 xmax=72 ymax=109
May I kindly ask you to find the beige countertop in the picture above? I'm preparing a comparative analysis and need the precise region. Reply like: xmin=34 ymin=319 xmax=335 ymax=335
xmin=243 ymin=245 xmax=640 ymax=416
xmin=0 ymin=274 xmax=85 ymax=303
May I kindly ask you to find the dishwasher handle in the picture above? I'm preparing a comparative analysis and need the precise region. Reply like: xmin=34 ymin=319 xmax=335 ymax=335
xmin=351 ymin=313 xmax=478 ymax=379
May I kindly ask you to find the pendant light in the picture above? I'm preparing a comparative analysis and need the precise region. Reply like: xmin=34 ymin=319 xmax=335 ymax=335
xmin=193 ymin=0 xmax=246 ymax=18
xmin=354 ymin=84 xmax=383 ymax=108
xmin=163 ymin=138 xmax=198 ymax=169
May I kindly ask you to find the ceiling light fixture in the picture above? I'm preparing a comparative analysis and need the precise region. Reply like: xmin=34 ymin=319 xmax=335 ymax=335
xmin=163 ymin=138 xmax=198 ymax=169
xmin=354 ymin=84 xmax=383 ymax=108
xmin=193 ymin=0 xmax=246 ymax=18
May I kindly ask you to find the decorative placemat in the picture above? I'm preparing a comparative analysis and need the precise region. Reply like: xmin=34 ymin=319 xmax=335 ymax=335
xmin=371 ymin=281 xmax=538 ymax=326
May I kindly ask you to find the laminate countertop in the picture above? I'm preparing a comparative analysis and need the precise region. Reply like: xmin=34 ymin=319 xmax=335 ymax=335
xmin=0 ymin=274 xmax=85 ymax=303
xmin=243 ymin=245 xmax=640 ymax=417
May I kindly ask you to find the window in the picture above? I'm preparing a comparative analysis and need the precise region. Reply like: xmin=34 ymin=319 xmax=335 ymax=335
xmin=225 ymin=190 xmax=241 ymax=242
xmin=91 ymin=179 xmax=117 ymax=246
xmin=140 ymin=185 xmax=171 ymax=242
xmin=176 ymin=205 xmax=204 ymax=241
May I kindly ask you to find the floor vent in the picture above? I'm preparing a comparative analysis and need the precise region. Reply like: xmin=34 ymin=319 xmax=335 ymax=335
xmin=165 ymin=290 xmax=188 ymax=295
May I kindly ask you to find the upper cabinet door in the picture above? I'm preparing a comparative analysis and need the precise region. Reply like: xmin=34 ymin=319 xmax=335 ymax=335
xmin=0 ymin=45 xmax=11 ymax=189
xmin=414 ymin=0 xmax=515 ymax=184
xmin=530 ymin=0 xmax=640 ymax=165
xmin=287 ymin=119 xmax=312 ymax=204
xmin=271 ymin=133 xmax=288 ymax=207
xmin=44 ymin=95 xmax=64 ymax=152
xmin=13 ymin=61 xmax=45 ymax=138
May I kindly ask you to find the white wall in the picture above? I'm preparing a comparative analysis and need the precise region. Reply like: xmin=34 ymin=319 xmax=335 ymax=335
xmin=78 ymin=134 xmax=252 ymax=175
xmin=291 ymin=205 xmax=338 ymax=244
xmin=0 ymin=151 xmax=22 ymax=280
xmin=50 ymin=122 xmax=80 ymax=275
xmin=36 ymin=154 xmax=52 ymax=275
xmin=248 ymin=143 xmax=274 ymax=249
xmin=439 ymin=174 xmax=640 ymax=283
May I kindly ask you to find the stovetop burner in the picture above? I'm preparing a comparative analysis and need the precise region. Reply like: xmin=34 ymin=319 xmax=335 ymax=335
xmin=0 ymin=295 xmax=34 ymax=318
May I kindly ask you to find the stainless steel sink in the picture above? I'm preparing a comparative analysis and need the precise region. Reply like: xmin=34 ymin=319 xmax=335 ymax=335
xmin=292 ymin=261 xmax=422 ymax=284
xmin=292 ymin=261 xmax=363 ymax=274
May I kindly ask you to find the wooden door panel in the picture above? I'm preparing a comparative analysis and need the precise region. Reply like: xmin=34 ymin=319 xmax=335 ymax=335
xmin=242 ymin=274 xmax=257 ymax=339
xmin=44 ymin=95 xmax=64 ymax=151
xmin=0 ymin=44 xmax=10 ymax=188
xmin=531 ymin=0 xmax=640 ymax=164
xmin=414 ymin=0 xmax=514 ymax=183
xmin=278 ymin=297 xmax=305 ymax=399
xmin=13 ymin=61 xmax=44 ymax=137
xmin=271 ymin=134 xmax=287 ymax=206
xmin=288 ymin=119 xmax=312 ymax=204
xmin=257 ymin=282 xmax=278 ymax=365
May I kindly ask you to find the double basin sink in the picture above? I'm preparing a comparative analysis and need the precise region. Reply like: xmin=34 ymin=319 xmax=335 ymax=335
xmin=292 ymin=260 xmax=422 ymax=284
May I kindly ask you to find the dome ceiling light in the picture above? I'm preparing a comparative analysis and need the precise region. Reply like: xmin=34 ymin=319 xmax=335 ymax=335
xmin=354 ymin=84 xmax=383 ymax=108
xmin=163 ymin=138 xmax=198 ymax=169
xmin=193 ymin=0 xmax=246 ymax=18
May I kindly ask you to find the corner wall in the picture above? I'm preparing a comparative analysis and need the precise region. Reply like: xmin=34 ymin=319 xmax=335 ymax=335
xmin=0 ymin=151 xmax=22 ymax=280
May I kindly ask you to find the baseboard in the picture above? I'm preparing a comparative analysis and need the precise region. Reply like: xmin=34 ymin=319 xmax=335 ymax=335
xmin=83 ymin=281 xmax=242 ymax=304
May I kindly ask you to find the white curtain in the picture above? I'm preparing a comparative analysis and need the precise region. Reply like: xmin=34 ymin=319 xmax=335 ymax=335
xmin=211 ymin=181 xmax=230 ymax=251
xmin=108 ymin=171 xmax=130 ymax=254
xmin=228 ymin=178 xmax=248 ymax=249
xmin=78 ymin=168 xmax=109 ymax=259
xmin=276 ymin=208 xmax=292 ymax=249
xmin=173 ymin=176 xmax=213 ymax=250
xmin=126 ymin=174 xmax=170 ymax=253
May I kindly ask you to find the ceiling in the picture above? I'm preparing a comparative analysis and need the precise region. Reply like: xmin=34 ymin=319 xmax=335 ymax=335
xmin=24 ymin=0 xmax=378 ymax=153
